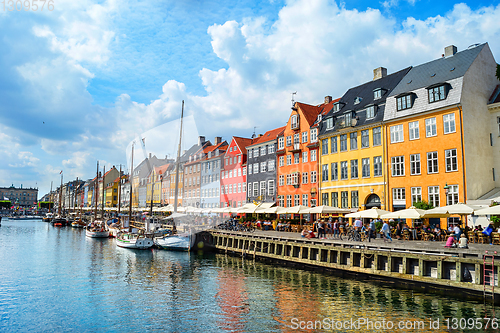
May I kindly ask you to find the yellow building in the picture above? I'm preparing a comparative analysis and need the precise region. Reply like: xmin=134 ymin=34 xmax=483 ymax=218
xmin=319 ymin=67 xmax=411 ymax=211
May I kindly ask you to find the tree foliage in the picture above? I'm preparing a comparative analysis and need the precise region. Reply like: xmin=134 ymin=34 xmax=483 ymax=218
xmin=413 ymin=200 xmax=433 ymax=210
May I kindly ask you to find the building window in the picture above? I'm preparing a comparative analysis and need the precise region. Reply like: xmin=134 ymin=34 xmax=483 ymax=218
xmin=361 ymin=130 xmax=369 ymax=148
xmin=302 ymin=131 xmax=308 ymax=143
xmin=447 ymin=185 xmax=459 ymax=205
xmin=311 ymin=149 xmax=317 ymax=162
xmin=411 ymin=187 xmax=422 ymax=205
xmin=331 ymin=162 xmax=338 ymax=181
xmin=310 ymin=128 xmax=318 ymax=142
xmin=291 ymin=114 xmax=299 ymax=129
xmin=293 ymin=194 xmax=300 ymax=206
xmin=340 ymin=134 xmax=348 ymax=151
xmin=331 ymin=192 xmax=338 ymax=207
xmin=322 ymin=192 xmax=329 ymax=206
xmin=425 ymin=117 xmax=437 ymax=137
xmin=391 ymin=156 xmax=405 ymax=176
xmin=268 ymin=180 xmax=275 ymax=196
xmin=286 ymin=155 xmax=292 ymax=166
xmin=409 ymin=121 xmax=419 ymax=140
xmin=293 ymin=133 xmax=300 ymax=145
xmin=302 ymin=172 xmax=308 ymax=184
xmin=268 ymin=144 xmax=275 ymax=154
xmin=366 ymin=105 xmax=375 ymax=119
xmin=238 ymin=183 xmax=241 ymax=193
xmin=326 ymin=117 xmax=334 ymax=129
xmin=286 ymin=195 xmax=292 ymax=207
xmin=333 ymin=102 xmax=341 ymax=112
xmin=278 ymin=137 xmax=284 ymax=150
xmin=261 ymin=162 xmax=267 ymax=173
xmin=428 ymin=85 xmax=446 ymax=103
xmin=390 ymin=125 xmax=404 ymax=143
xmin=427 ymin=152 xmax=438 ymax=174
xmin=279 ymin=175 xmax=284 ymax=186
xmin=286 ymin=136 xmax=292 ymax=147
xmin=351 ymin=191 xmax=359 ymax=208
xmin=294 ymin=153 xmax=299 ymax=164
xmin=331 ymin=136 xmax=337 ymax=153
xmin=311 ymin=171 xmax=317 ymax=183
xmin=443 ymin=114 xmax=456 ymax=134
xmin=393 ymin=188 xmax=406 ymax=201
xmin=362 ymin=158 xmax=370 ymax=178
xmin=248 ymin=149 xmax=252 ymax=159
xmin=322 ymin=164 xmax=329 ymax=182
xmin=261 ymin=146 xmax=266 ymax=156
xmin=373 ymin=156 xmax=382 ymax=177
xmin=373 ymin=127 xmax=381 ymax=146
xmin=397 ymin=94 xmax=412 ymax=111
xmin=319 ymin=138 xmax=328 ymax=155
xmin=345 ymin=112 xmax=352 ymax=126
xmin=268 ymin=160 xmax=275 ymax=171
xmin=341 ymin=161 xmax=348 ymax=180
xmin=350 ymin=132 xmax=357 ymax=150
xmin=302 ymin=151 xmax=308 ymax=163
xmin=242 ymin=167 xmax=246 ymax=176
xmin=248 ymin=164 xmax=253 ymax=175
xmin=260 ymin=182 xmax=266 ymax=197
xmin=302 ymin=194 xmax=308 ymax=206
xmin=252 ymin=182 xmax=258 ymax=197
xmin=445 ymin=149 xmax=458 ymax=172
xmin=428 ymin=186 xmax=440 ymax=207
xmin=374 ymin=89 xmax=382 ymax=100
xmin=341 ymin=191 xmax=349 ymax=208
xmin=279 ymin=156 xmax=284 ymax=167
xmin=278 ymin=195 xmax=284 ymax=207
xmin=410 ymin=154 xmax=421 ymax=175
xmin=350 ymin=159 xmax=358 ymax=179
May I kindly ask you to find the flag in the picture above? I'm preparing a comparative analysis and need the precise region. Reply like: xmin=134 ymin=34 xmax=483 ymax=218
xmin=60 ymin=170 xmax=63 ymax=174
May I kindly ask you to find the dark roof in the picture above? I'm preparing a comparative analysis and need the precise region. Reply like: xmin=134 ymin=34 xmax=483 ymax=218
xmin=389 ymin=43 xmax=486 ymax=97
xmin=489 ymin=85 xmax=500 ymax=105
xmin=319 ymin=66 xmax=411 ymax=136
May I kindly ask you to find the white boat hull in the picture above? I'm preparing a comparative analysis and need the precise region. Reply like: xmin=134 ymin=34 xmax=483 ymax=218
xmin=85 ymin=229 xmax=109 ymax=238
xmin=116 ymin=234 xmax=154 ymax=249
xmin=154 ymin=233 xmax=195 ymax=251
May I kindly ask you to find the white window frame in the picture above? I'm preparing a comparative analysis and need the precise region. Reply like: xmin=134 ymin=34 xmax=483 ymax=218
xmin=302 ymin=131 xmax=308 ymax=143
xmin=268 ymin=180 xmax=275 ymax=196
xmin=302 ymin=151 xmax=308 ymax=163
xmin=391 ymin=156 xmax=405 ymax=176
xmin=443 ymin=114 xmax=456 ymax=134
xmin=409 ymin=121 xmax=419 ymax=140
xmin=411 ymin=187 xmax=422 ymax=205
xmin=279 ymin=156 xmax=284 ymax=167
xmin=390 ymin=125 xmax=404 ymax=143
xmin=427 ymin=151 xmax=438 ymax=174
xmin=410 ymin=154 xmax=421 ymax=175
xmin=278 ymin=137 xmax=284 ymax=150
xmin=302 ymin=172 xmax=308 ymax=184
xmin=428 ymin=186 xmax=440 ymax=207
xmin=445 ymin=149 xmax=458 ymax=172
xmin=425 ymin=117 xmax=437 ymax=137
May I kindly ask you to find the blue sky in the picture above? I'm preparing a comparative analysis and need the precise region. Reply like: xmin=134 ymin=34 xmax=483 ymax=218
xmin=0 ymin=0 xmax=499 ymax=197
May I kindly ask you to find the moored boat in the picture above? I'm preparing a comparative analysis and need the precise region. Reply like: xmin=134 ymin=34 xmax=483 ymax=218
xmin=43 ymin=213 xmax=54 ymax=223
xmin=85 ymin=220 xmax=109 ymax=238
xmin=116 ymin=232 xmax=154 ymax=249
xmin=154 ymin=232 xmax=195 ymax=251
xmin=71 ymin=219 xmax=87 ymax=228
xmin=52 ymin=216 xmax=68 ymax=227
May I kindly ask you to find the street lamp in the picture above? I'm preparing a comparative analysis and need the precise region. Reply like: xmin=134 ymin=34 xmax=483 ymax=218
xmin=444 ymin=183 xmax=450 ymax=205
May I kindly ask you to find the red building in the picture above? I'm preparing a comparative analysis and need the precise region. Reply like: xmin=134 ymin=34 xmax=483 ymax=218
xmin=220 ymin=136 xmax=254 ymax=208
xmin=276 ymin=96 xmax=338 ymax=208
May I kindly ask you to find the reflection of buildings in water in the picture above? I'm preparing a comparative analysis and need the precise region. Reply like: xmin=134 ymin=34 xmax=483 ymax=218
xmin=213 ymin=254 xmax=492 ymax=332
xmin=215 ymin=263 xmax=249 ymax=332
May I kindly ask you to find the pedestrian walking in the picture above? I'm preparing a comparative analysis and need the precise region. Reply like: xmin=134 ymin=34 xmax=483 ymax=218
xmin=381 ymin=220 xmax=392 ymax=242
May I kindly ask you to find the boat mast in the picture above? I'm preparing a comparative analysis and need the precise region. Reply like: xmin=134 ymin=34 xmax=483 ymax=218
xmin=101 ymin=165 xmax=106 ymax=220
xmin=128 ymin=143 xmax=134 ymax=232
xmin=50 ymin=181 xmax=53 ymax=212
xmin=94 ymin=161 xmax=99 ymax=222
xmin=173 ymin=100 xmax=184 ymax=214
xmin=118 ymin=164 xmax=122 ymax=216
xmin=58 ymin=172 xmax=63 ymax=216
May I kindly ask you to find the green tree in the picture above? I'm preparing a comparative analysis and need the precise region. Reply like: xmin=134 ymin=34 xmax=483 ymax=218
xmin=413 ymin=200 xmax=433 ymax=210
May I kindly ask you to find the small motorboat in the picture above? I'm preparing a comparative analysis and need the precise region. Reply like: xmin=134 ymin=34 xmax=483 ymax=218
xmin=71 ymin=219 xmax=87 ymax=228
xmin=52 ymin=215 xmax=68 ymax=227
xmin=85 ymin=220 xmax=109 ymax=238
xmin=116 ymin=232 xmax=154 ymax=249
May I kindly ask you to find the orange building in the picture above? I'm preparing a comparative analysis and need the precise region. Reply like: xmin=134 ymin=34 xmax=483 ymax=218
xmin=276 ymin=97 xmax=336 ymax=208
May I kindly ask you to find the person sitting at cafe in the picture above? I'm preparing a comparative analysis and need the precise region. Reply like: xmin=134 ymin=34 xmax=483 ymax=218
xmin=301 ymin=227 xmax=308 ymax=238
xmin=453 ymin=224 xmax=462 ymax=242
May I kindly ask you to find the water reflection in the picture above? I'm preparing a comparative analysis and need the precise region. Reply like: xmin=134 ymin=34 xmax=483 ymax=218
xmin=0 ymin=220 xmax=498 ymax=332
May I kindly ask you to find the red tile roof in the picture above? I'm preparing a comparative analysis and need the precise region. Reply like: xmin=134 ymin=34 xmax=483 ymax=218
xmin=247 ymin=126 xmax=286 ymax=147
xmin=232 ymin=136 xmax=255 ymax=154
xmin=296 ymin=97 xmax=340 ymax=127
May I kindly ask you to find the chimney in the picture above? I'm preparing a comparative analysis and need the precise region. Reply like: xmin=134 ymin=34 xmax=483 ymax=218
xmin=444 ymin=45 xmax=457 ymax=57
xmin=373 ymin=67 xmax=387 ymax=80
xmin=214 ymin=137 xmax=222 ymax=145
xmin=324 ymin=96 xmax=332 ymax=104
xmin=198 ymin=136 xmax=205 ymax=146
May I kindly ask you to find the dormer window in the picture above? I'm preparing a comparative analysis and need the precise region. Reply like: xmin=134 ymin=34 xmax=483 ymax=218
xmin=354 ymin=97 xmax=362 ymax=105
xmin=216 ymin=150 xmax=219 ymax=156
xmin=345 ymin=112 xmax=352 ymax=126
xmin=427 ymin=84 xmax=448 ymax=103
xmin=396 ymin=94 xmax=414 ymax=111
xmin=248 ymin=149 xmax=252 ymax=159
xmin=325 ymin=117 xmax=334 ymax=129
xmin=333 ymin=102 xmax=341 ymax=112
xmin=208 ymin=151 xmax=212 ymax=158
xmin=316 ymin=114 xmax=322 ymax=123
xmin=366 ymin=105 xmax=376 ymax=119
xmin=373 ymin=88 xmax=383 ymax=100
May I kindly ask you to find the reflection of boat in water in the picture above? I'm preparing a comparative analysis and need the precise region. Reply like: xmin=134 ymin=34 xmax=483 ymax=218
xmin=0 ymin=216 xmax=2 ymax=226
xmin=116 ymin=231 xmax=154 ymax=249
xmin=85 ymin=220 xmax=109 ymax=238
xmin=52 ymin=215 xmax=69 ymax=227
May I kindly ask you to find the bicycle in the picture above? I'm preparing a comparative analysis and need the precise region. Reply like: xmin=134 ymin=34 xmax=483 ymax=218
xmin=347 ymin=228 xmax=362 ymax=242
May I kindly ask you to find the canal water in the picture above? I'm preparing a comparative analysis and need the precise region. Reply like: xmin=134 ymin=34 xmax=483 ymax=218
xmin=0 ymin=219 xmax=497 ymax=332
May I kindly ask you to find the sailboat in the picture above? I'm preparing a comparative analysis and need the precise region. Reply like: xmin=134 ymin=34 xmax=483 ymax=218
xmin=154 ymin=101 xmax=196 ymax=251
xmin=52 ymin=172 xmax=68 ymax=227
xmin=116 ymin=142 xmax=154 ymax=249
xmin=85 ymin=162 xmax=110 ymax=238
